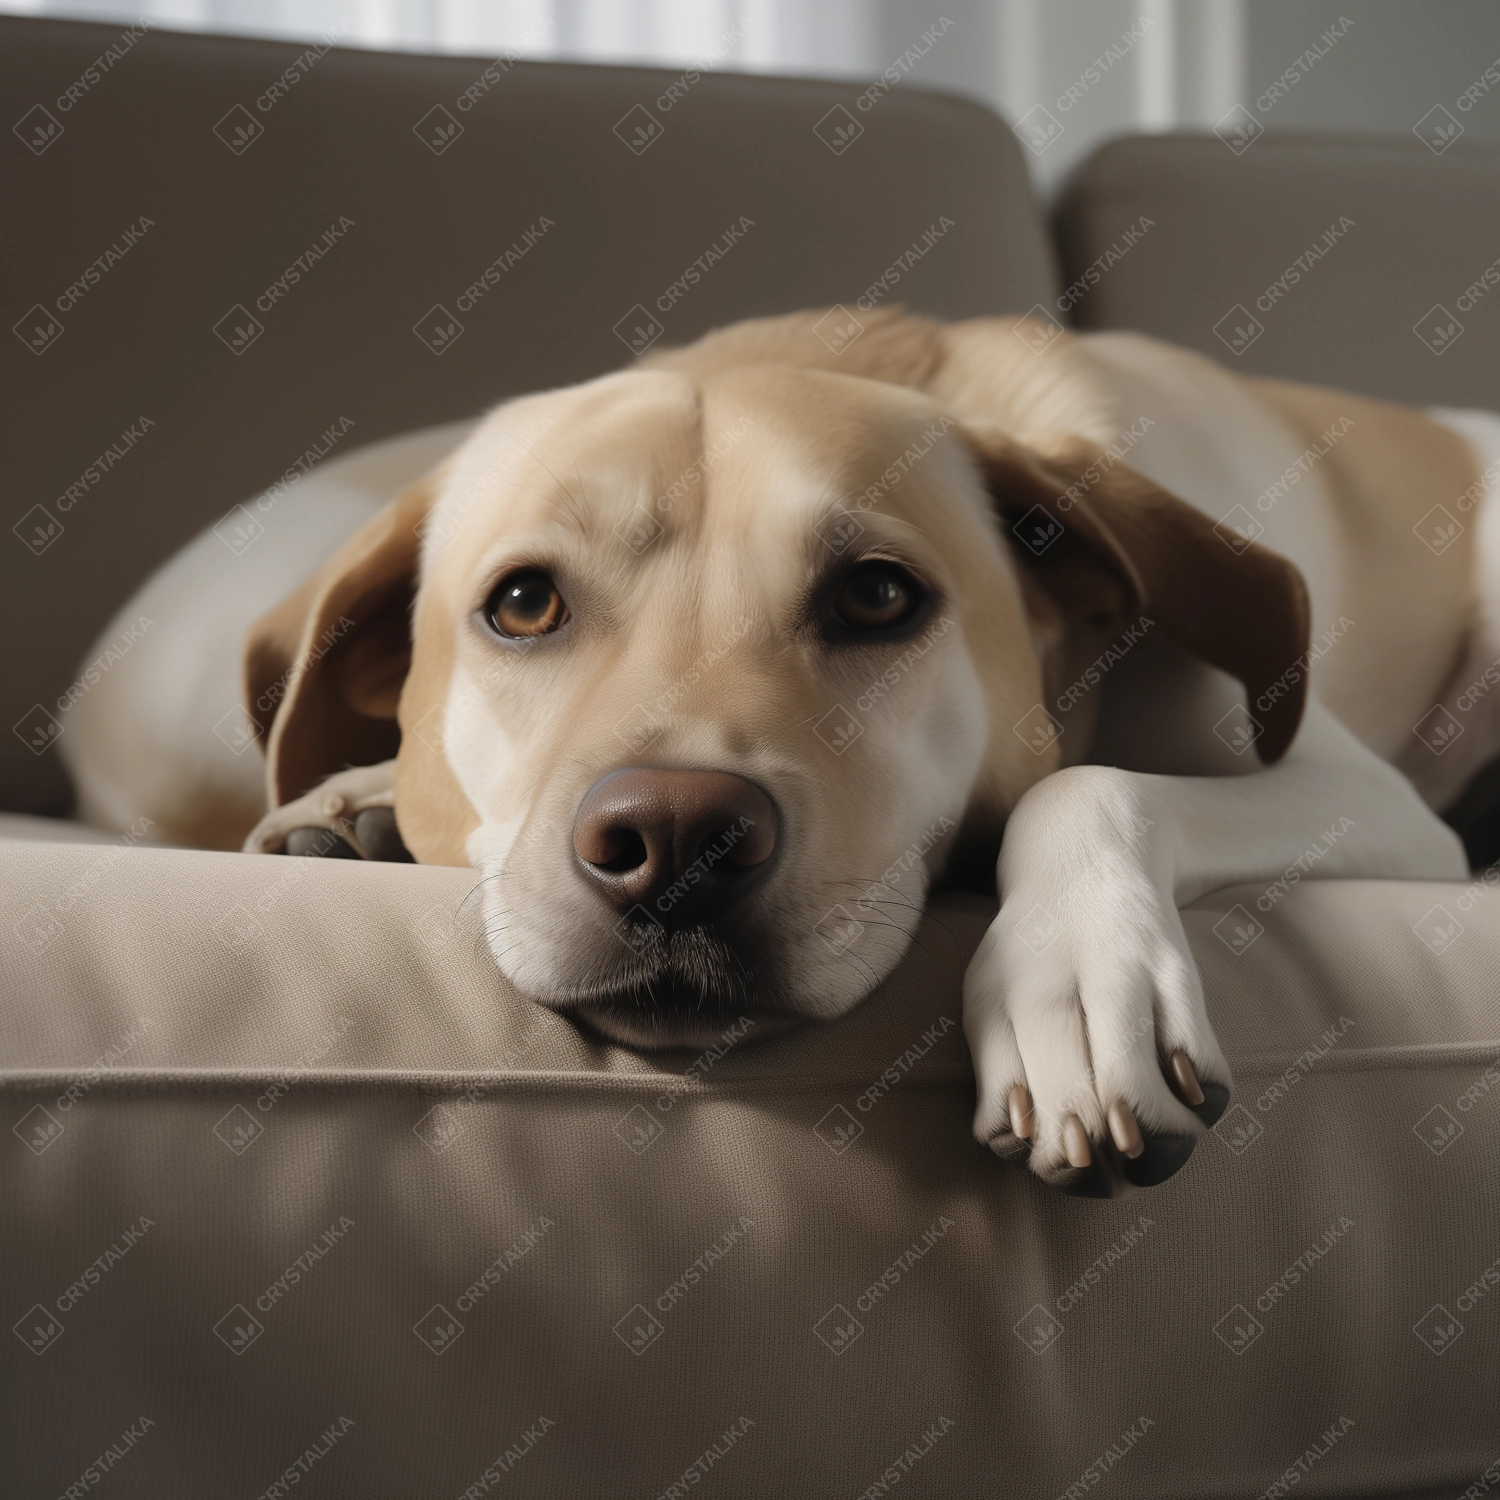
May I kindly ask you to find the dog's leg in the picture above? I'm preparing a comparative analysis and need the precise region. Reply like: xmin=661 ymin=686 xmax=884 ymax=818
xmin=241 ymin=760 xmax=408 ymax=861
xmin=964 ymin=700 xmax=1466 ymax=1194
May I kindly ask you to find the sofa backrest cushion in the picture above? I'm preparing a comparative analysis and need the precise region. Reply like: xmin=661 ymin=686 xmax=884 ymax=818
xmin=1054 ymin=132 xmax=1500 ymax=410
xmin=0 ymin=16 xmax=1056 ymax=815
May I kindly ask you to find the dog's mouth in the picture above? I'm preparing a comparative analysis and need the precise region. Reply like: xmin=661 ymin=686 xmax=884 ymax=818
xmin=550 ymin=925 xmax=804 ymax=1051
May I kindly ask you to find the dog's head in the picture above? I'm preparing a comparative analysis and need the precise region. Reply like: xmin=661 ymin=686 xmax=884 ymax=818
xmin=245 ymin=312 xmax=1307 ymax=1048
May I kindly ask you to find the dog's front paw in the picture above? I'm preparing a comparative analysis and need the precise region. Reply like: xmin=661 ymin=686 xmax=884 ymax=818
xmin=963 ymin=774 xmax=1230 ymax=1195
xmin=242 ymin=761 xmax=410 ymax=861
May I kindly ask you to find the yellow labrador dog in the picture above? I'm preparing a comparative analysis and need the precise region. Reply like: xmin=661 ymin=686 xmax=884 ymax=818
xmin=64 ymin=309 xmax=1500 ymax=1195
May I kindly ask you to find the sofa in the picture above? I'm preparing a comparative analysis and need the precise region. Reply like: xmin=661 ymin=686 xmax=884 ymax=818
xmin=4 ymin=17 xmax=1499 ymax=1498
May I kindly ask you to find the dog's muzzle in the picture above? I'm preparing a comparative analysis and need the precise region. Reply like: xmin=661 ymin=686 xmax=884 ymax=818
xmin=562 ymin=767 xmax=789 ymax=1047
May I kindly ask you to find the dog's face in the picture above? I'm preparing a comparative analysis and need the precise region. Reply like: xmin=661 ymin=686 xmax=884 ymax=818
xmin=247 ymin=312 xmax=1308 ymax=1051
xmin=396 ymin=365 xmax=1046 ymax=1046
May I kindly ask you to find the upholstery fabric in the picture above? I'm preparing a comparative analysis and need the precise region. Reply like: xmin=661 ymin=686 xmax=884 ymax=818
xmin=4 ymin=837 xmax=1498 ymax=1497
xmin=1053 ymin=132 xmax=1500 ymax=410
xmin=0 ymin=16 xmax=1055 ymax=817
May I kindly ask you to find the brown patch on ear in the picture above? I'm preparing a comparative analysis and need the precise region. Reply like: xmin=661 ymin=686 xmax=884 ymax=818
xmin=970 ymin=429 xmax=1311 ymax=763
xmin=242 ymin=478 xmax=434 ymax=806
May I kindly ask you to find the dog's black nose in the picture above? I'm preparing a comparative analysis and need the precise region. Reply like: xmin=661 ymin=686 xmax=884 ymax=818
xmin=572 ymin=768 xmax=778 ymax=926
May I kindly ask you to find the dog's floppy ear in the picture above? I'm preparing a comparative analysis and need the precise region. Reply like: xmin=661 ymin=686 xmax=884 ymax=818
xmin=243 ymin=476 xmax=437 ymax=805
xmin=968 ymin=428 xmax=1311 ymax=764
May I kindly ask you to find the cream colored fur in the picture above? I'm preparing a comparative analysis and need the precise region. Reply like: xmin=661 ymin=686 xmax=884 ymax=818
xmin=65 ymin=311 xmax=1497 ymax=1188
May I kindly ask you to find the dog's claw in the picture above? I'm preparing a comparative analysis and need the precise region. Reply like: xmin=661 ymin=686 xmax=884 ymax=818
xmin=1107 ymin=1100 xmax=1144 ymax=1159
xmin=1008 ymin=1084 xmax=1034 ymax=1141
xmin=1062 ymin=1115 xmax=1092 ymax=1169
xmin=1168 ymin=1050 xmax=1205 ymax=1106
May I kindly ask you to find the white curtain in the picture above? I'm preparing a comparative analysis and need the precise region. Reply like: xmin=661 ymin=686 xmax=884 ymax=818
xmin=1 ymin=0 xmax=1246 ymax=188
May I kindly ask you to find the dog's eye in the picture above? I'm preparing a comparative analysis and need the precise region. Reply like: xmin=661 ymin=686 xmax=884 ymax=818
xmin=834 ymin=562 xmax=922 ymax=630
xmin=485 ymin=570 xmax=569 ymax=638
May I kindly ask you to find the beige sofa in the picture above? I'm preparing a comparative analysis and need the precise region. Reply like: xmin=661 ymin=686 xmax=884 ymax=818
xmin=4 ymin=17 xmax=1500 ymax=1497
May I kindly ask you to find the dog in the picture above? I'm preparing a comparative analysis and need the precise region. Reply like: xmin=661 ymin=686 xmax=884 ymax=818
xmin=63 ymin=308 xmax=1500 ymax=1195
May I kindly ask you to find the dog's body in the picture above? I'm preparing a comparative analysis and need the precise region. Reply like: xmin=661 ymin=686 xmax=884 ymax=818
xmin=63 ymin=310 xmax=1500 ymax=1192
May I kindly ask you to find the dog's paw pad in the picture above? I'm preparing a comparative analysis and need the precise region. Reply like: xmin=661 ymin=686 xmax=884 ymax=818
xmin=1192 ymin=1081 xmax=1231 ymax=1127
xmin=1121 ymin=1132 xmax=1197 ymax=1187
xmin=1038 ymin=1158 xmax=1118 ymax=1198
xmin=284 ymin=827 xmax=360 ymax=859
xmin=354 ymin=806 xmax=413 ymax=862
xmin=987 ymin=1131 xmax=1031 ymax=1164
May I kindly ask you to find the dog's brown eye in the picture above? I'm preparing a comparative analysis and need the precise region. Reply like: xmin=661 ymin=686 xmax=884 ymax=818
xmin=486 ymin=570 xmax=568 ymax=638
xmin=835 ymin=563 xmax=921 ymax=630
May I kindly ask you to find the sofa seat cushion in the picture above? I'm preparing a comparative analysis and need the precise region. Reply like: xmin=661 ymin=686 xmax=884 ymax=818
xmin=3 ymin=838 xmax=1498 ymax=1496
